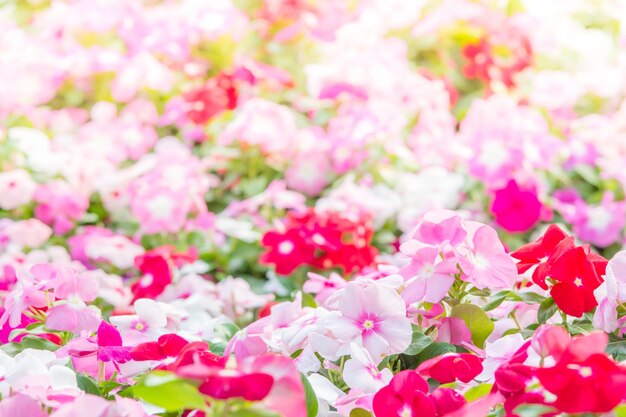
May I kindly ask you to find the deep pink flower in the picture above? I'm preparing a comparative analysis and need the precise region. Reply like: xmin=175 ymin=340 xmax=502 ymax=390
xmin=490 ymin=180 xmax=542 ymax=233
xmin=418 ymin=353 xmax=483 ymax=384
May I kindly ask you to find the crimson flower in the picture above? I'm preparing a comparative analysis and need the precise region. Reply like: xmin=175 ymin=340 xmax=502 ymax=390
xmin=548 ymin=245 xmax=606 ymax=317
xmin=131 ymin=333 xmax=190 ymax=361
xmin=260 ymin=228 xmax=315 ymax=275
xmin=417 ymin=353 xmax=483 ymax=384
xmin=510 ymin=225 xmax=607 ymax=317
xmin=510 ymin=224 xmax=569 ymax=288
xmin=260 ymin=209 xmax=378 ymax=275
xmin=372 ymin=370 xmax=465 ymax=417
xmin=535 ymin=353 xmax=626 ymax=413
xmin=131 ymin=246 xmax=196 ymax=301
xmin=184 ymin=73 xmax=238 ymax=125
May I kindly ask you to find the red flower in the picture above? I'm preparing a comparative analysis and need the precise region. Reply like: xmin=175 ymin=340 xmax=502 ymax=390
xmin=462 ymin=30 xmax=532 ymax=88
xmin=260 ymin=209 xmax=378 ymax=275
xmin=510 ymin=224 xmax=569 ymax=288
xmin=165 ymin=341 xmax=226 ymax=378
xmin=510 ymin=225 xmax=607 ymax=317
xmin=372 ymin=371 xmax=465 ymax=417
xmin=462 ymin=39 xmax=493 ymax=83
xmin=184 ymin=73 xmax=238 ymax=125
xmin=417 ymin=353 xmax=483 ymax=384
xmin=131 ymin=333 xmax=189 ymax=361
xmin=548 ymin=245 xmax=605 ymax=317
xmin=131 ymin=253 xmax=172 ymax=300
xmin=131 ymin=246 xmax=197 ymax=301
xmin=490 ymin=180 xmax=542 ymax=233
xmin=535 ymin=353 xmax=626 ymax=414
xmin=260 ymin=228 xmax=315 ymax=275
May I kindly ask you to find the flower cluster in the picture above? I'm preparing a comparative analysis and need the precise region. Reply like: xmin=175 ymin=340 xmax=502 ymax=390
xmin=2 ymin=0 xmax=626 ymax=416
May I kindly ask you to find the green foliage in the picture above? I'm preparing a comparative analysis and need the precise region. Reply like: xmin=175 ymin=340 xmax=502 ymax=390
xmin=301 ymin=374 xmax=319 ymax=417
xmin=131 ymin=371 xmax=206 ymax=412
xmin=450 ymin=304 xmax=494 ymax=348
xmin=403 ymin=325 xmax=433 ymax=356
xmin=537 ymin=298 xmax=558 ymax=324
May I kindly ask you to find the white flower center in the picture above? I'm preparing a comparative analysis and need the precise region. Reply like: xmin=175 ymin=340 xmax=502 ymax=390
xmin=147 ymin=195 xmax=175 ymax=219
xmin=278 ymin=241 xmax=294 ymax=255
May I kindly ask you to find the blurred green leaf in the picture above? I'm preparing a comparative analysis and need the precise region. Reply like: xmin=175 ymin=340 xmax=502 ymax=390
xmin=450 ymin=304 xmax=494 ymax=348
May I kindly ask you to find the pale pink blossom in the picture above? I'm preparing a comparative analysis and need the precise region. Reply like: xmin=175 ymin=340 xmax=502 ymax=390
xmin=456 ymin=225 xmax=517 ymax=290
xmin=0 ymin=169 xmax=37 ymax=210
xmin=326 ymin=282 xmax=411 ymax=360
xmin=343 ymin=343 xmax=392 ymax=393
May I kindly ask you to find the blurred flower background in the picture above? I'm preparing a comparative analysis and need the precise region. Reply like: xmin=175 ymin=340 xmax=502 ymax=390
xmin=3 ymin=0 xmax=626 ymax=416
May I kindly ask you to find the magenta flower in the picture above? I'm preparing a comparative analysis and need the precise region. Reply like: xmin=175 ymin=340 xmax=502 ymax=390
xmin=63 ymin=321 xmax=131 ymax=380
xmin=490 ymin=179 xmax=542 ymax=233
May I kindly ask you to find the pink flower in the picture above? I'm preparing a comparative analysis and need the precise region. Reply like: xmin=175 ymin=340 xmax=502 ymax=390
xmin=43 ymin=266 xmax=101 ymax=333
xmin=62 ymin=321 xmax=132 ymax=379
xmin=303 ymin=272 xmax=347 ymax=305
xmin=0 ymin=280 xmax=47 ymax=328
xmin=409 ymin=210 xmax=467 ymax=249
xmin=285 ymin=150 xmax=331 ymax=196
xmin=240 ymin=354 xmax=307 ymax=417
xmin=575 ymin=193 xmax=626 ymax=248
xmin=34 ymin=182 xmax=89 ymax=235
xmin=490 ymin=179 xmax=542 ymax=233
xmin=0 ymin=169 xmax=37 ymax=210
xmin=456 ymin=225 xmax=517 ymax=290
xmin=594 ymin=250 xmax=626 ymax=332
xmin=219 ymin=98 xmax=297 ymax=154
xmin=50 ymin=395 xmax=147 ymax=417
xmin=0 ymin=394 xmax=46 ymax=417
xmin=131 ymin=186 xmax=191 ymax=235
xmin=399 ymin=247 xmax=458 ymax=305
xmin=3 ymin=219 xmax=51 ymax=248
xmin=343 ymin=344 xmax=392 ymax=393
xmin=327 ymin=282 xmax=411 ymax=359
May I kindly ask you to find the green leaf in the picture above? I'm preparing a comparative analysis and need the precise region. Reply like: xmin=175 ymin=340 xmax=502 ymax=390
xmin=76 ymin=374 xmax=102 ymax=396
xmin=301 ymin=374 xmax=319 ymax=417
xmin=483 ymin=291 xmax=510 ymax=311
xmin=301 ymin=292 xmax=317 ymax=308
xmin=416 ymin=342 xmax=457 ymax=362
xmin=537 ymin=298 xmax=558 ymax=324
xmin=450 ymin=304 xmax=494 ymax=348
xmin=464 ymin=383 xmax=492 ymax=401
xmin=404 ymin=326 xmax=433 ymax=356
xmin=606 ymin=335 xmax=626 ymax=356
xmin=517 ymin=292 xmax=546 ymax=304
xmin=132 ymin=371 xmax=206 ymax=412
xmin=350 ymin=408 xmax=373 ymax=417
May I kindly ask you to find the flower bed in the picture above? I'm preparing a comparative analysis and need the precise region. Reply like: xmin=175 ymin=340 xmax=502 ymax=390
xmin=2 ymin=1 xmax=626 ymax=416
